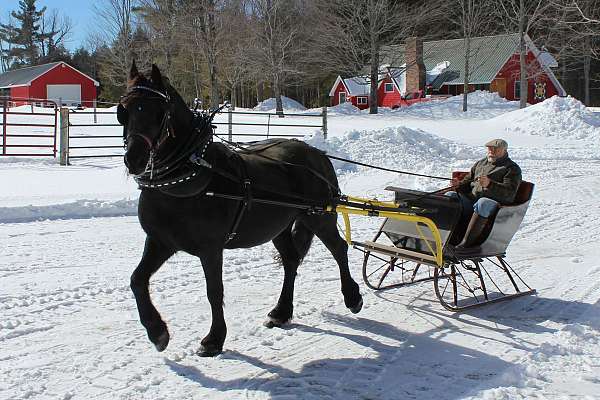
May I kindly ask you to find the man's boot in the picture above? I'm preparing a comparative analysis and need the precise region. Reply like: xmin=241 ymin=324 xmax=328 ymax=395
xmin=455 ymin=212 xmax=488 ymax=250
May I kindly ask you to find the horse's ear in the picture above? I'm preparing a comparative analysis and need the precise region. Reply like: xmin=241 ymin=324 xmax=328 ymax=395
xmin=129 ymin=60 xmax=139 ymax=82
xmin=150 ymin=64 xmax=164 ymax=88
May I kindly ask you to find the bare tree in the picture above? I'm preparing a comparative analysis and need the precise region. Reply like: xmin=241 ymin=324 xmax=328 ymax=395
xmin=0 ymin=13 xmax=15 ymax=72
xmin=218 ymin=0 xmax=251 ymax=109
xmin=39 ymin=9 xmax=73 ymax=58
xmin=93 ymin=0 xmax=147 ymax=89
xmin=136 ymin=0 xmax=181 ymax=79
xmin=247 ymin=0 xmax=305 ymax=116
xmin=452 ymin=0 xmax=494 ymax=112
xmin=549 ymin=0 xmax=600 ymax=105
xmin=175 ymin=0 xmax=225 ymax=110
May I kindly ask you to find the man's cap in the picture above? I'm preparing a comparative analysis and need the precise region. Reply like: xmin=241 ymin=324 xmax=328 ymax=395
xmin=485 ymin=138 xmax=508 ymax=148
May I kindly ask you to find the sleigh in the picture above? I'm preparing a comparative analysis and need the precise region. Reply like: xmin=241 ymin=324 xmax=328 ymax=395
xmin=334 ymin=173 xmax=536 ymax=311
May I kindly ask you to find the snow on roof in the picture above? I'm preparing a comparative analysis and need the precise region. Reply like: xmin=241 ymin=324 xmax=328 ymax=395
xmin=538 ymin=51 xmax=558 ymax=68
xmin=426 ymin=61 xmax=450 ymax=85
xmin=343 ymin=77 xmax=370 ymax=96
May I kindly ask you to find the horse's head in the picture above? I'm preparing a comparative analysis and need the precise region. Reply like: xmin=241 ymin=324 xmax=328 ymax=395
xmin=119 ymin=61 xmax=175 ymax=176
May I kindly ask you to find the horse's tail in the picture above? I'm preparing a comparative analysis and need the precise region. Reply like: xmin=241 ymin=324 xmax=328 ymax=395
xmin=291 ymin=220 xmax=314 ymax=263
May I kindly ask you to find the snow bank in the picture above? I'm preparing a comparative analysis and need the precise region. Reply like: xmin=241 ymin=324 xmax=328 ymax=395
xmin=325 ymin=102 xmax=366 ymax=115
xmin=445 ymin=90 xmax=514 ymax=107
xmin=497 ymin=96 xmax=600 ymax=141
xmin=306 ymin=126 xmax=476 ymax=176
xmin=253 ymin=96 xmax=306 ymax=112
xmin=389 ymin=90 xmax=519 ymax=120
xmin=0 ymin=199 xmax=137 ymax=223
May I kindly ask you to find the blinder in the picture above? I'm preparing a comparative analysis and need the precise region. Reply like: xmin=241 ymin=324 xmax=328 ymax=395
xmin=117 ymin=103 xmax=128 ymax=125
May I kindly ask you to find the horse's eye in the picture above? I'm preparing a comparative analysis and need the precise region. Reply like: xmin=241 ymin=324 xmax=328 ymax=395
xmin=138 ymin=106 xmax=143 ymax=111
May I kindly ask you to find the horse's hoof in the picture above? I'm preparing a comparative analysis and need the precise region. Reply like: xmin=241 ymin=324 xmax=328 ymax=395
xmin=349 ymin=297 xmax=363 ymax=314
xmin=154 ymin=330 xmax=170 ymax=352
xmin=263 ymin=316 xmax=290 ymax=328
xmin=197 ymin=344 xmax=222 ymax=357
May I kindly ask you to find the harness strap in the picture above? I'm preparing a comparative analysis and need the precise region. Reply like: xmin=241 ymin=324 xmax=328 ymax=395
xmin=224 ymin=155 xmax=253 ymax=244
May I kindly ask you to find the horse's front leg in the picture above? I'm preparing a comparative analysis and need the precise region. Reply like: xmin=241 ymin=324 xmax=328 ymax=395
xmin=198 ymin=249 xmax=227 ymax=357
xmin=130 ymin=237 xmax=175 ymax=351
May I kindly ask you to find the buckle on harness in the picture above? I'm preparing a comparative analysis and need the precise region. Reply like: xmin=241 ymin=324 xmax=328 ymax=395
xmin=243 ymin=179 xmax=252 ymax=209
xmin=190 ymin=153 xmax=212 ymax=169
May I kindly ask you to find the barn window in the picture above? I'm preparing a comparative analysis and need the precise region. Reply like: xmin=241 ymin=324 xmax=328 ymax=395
xmin=384 ymin=83 xmax=394 ymax=93
xmin=514 ymin=81 xmax=520 ymax=99
xmin=357 ymin=97 xmax=368 ymax=105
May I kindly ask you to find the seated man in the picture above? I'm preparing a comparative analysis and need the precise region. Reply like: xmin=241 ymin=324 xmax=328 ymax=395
xmin=447 ymin=138 xmax=522 ymax=249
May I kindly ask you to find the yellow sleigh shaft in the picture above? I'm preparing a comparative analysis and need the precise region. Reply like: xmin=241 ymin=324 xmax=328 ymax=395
xmin=327 ymin=196 xmax=444 ymax=267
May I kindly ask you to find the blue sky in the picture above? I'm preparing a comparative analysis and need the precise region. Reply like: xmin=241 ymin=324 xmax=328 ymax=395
xmin=0 ymin=0 xmax=94 ymax=51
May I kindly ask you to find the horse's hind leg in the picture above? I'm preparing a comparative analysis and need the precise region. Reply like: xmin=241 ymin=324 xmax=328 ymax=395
xmin=130 ymin=237 xmax=175 ymax=352
xmin=301 ymin=214 xmax=363 ymax=313
xmin=266 ymin=223 xmax=306 ymax=328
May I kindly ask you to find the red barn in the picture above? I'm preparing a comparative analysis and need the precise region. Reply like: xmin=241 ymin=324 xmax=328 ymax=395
xmin=0 ymin=61 xmax=99 ymax=107
xmin=330 ymin=33 xmax=566 ymax=108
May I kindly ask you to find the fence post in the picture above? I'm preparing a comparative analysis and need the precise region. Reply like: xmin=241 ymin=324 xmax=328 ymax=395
xmin=2 ymin=99 xmax=7 ymax=155
xmin=2 ymin=99 xmax=8 ymax=155
xmin=322 ymin=106 xmax=328 ymax=140
xmin=59 ymin=107 xmax=70 ymax=166
xmin=93 ymin=99 xmax=97 ymax=124
xmin=228 ymin=109 xmax=233 ymax=142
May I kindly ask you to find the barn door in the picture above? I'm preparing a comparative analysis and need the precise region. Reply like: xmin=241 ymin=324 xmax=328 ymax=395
xmin=339 ymin=92 xmax=347 ymax=104
xmin=490 ymin=78 xmax=507 ymax=98
xmin=47 ymin=84 xmax=81 ymax=106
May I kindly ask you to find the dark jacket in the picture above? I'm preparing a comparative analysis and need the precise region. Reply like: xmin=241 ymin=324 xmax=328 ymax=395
xmin=457 ymin=154 xmax=522 ymax=204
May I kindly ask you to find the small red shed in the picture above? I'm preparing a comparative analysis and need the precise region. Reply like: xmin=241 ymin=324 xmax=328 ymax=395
xmin=0 ymin=62 xmax=99 ymax=107
xmin=328 ymin=76 xmax=371 ymax=110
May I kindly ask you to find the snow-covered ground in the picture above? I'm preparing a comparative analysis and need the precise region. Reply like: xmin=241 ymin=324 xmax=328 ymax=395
xmin=2 ymin=93 xmax=600 ymax=399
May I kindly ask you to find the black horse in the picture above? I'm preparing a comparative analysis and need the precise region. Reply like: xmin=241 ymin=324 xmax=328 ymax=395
xmin=119 ymin=62 xmax=363 ymax=357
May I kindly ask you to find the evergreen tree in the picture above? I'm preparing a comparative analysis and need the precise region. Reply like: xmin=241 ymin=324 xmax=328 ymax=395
xmin=0 ymin=0 xmax=48 ymax=67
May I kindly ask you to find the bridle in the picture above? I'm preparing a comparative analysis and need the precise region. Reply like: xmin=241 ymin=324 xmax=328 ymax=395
xmin=119 ymin=85 xmax=177 ymax=177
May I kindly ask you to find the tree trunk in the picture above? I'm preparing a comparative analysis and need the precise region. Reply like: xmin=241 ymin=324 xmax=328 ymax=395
xmin=274 ymin=75 xmax=284 ymax=117
xmin=256 ymin=81 xmax=264 ymax=103
xmin=230 ymin=84 xmax=237 ymax=110
xmin=583 ymin=35 xmax=591 ymax=106
xmin=210 ymin=65 xmax=219 ymax=110
xmin=518 ymin=0 xmax=528 ymax=109
xmin=369 ymin=39 xmax=379 ymax=114
xmin=463 ymin=35 xmax=470 ymax=112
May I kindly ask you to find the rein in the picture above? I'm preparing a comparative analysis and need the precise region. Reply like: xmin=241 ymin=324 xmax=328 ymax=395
xmin=325 ymin=154 xmax=452 ymax=181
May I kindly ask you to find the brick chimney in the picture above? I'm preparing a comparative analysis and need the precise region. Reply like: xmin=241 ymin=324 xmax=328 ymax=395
xmin=405 ymin=37 xmax=425 ymax=94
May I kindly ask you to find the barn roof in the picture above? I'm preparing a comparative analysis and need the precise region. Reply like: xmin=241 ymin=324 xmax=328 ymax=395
xmin=0 ymin=62 xmax=99 ymax=89
xmin=328 ymin=75 xmax=370 ymax=97
xmin=383 ymin=33 xmax=523 ymax=88
xmin=381 ymin=33 xmax=565 ymax=96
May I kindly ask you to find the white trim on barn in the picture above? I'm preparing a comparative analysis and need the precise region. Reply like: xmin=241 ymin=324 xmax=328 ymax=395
xmin=329 ymin=76 xmax=348 ymax=97
xmin=524 ymin=34 xmax=566 ymax=96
